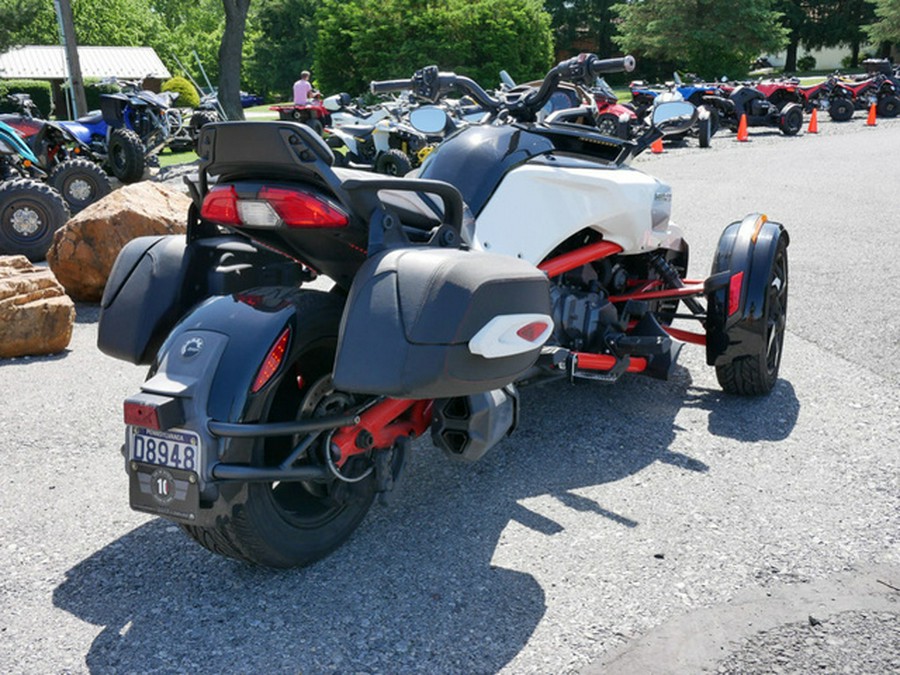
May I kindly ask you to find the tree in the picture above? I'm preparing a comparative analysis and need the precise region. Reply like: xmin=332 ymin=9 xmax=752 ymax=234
xmin=314 ymin=0 xmax=553 ymax=96
xmin=149 ymin=0 xmax=226 ymax=89
xmin=866 ymin=0 xmax=900 ymax=44
xmin=800 ymin=0 xmax=876 ymax=66
xmin=246 ymin=0 xmax=318 ymax=101
xmin=545 ymin=0 xmax=618 ymax=59
xmin=612 ymin=0 xmax=790 ymax=79
xmin=0 ymin=0 xmax=44 ymax=52
xmin=218 ymin=0 xmax=251 ymax=120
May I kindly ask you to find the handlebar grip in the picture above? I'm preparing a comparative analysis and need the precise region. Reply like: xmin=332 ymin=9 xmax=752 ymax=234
xmin=591 ymin=55 xmax=636 ymax=75
xmin=369 ymin=79 xmax=413 ymax=95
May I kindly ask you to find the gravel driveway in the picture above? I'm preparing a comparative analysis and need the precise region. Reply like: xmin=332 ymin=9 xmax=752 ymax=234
xmin=1 ymin=113 xmax=897 ymax=674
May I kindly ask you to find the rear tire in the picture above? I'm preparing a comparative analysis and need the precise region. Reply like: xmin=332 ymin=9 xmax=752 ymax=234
xmin=47 ymin=158 xmax=111 ymax=213
xmin=715 ymin=237 xmax=788 ymax=396
xmin=375 ymin=148 xmax=412 ymax=176
xmin=0 ymin=178 xmax=70 ymax=261
xmin=304 ymin=118 xmax=324 ymax=136
xmin=107 ymin=128 xmax=145 ymax=184
xmin=180 ymin=292 xmax=379 ymax=568
xmin=828 ymin=97 xmax=854 ymax=122
xmin=698 ymin=114 xmax=712 ymax=148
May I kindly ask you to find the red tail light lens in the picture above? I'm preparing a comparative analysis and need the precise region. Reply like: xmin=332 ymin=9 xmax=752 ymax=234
xmin=258 ymin=187 xmax=348 ymax=228
xmin=252 ymin=328 xmax=291 ymax=393
xmin=200 ymin=185 xmax=241 ymax=225
xmin=199 ymin=185 xmax=348 ymax=229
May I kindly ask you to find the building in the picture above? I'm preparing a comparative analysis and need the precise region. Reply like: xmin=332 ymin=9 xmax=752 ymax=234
xmin=0 ymin=45 xmax=171 ymax=117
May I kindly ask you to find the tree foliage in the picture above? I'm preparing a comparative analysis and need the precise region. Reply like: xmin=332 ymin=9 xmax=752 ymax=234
xmin=612 ymin=0 xmax=790 ymax=79
xmin=246 ymin=0 xmax=317 ymax=101
xmin=866 ymin=0 xmax=900 ymax=43
xmin=0 ymin=0 xmax=44 ymax=53
xmin=545 ymin=0 xmax=618 ymax=59
xmin=314 ymin=0 xmax=553 ymax=96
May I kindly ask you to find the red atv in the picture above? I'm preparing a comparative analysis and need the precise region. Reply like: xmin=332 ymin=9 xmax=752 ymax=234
xmin=841 ymin=60 xmax=900 ymax=118
xmin=797 ymin=74 xmax=857 ymax=121
xmin=269 ymin=100 xmax=331 ymax=136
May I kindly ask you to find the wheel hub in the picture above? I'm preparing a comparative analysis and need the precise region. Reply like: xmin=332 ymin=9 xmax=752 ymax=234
xmin=68 ymin=179 xmax=92 ymax=202
xmin=10 ymin=207 xmax=41 ymax=235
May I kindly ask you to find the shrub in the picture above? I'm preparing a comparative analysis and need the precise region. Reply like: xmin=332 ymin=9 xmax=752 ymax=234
xmin=797 ymin=55 xmax=816 ymax=72
xmin=0 ymin=80 xmax=53 ymax=116
xmin=161 ymin=76 xmax=200 ymax=108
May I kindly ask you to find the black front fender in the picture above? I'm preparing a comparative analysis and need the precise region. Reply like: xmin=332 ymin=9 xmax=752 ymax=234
xmin=706 ymin=214 xmax=789 ymax=366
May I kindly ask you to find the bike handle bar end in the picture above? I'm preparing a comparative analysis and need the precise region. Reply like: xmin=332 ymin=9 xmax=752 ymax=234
xmin=590 ymin=55 xmax=636 ymax=75
xmin=370 ymin=79 xmax=413 ymax=95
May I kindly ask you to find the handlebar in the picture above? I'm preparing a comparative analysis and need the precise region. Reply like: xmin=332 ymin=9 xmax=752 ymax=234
xmin=370 ymin=53 xmax=636 ymax=122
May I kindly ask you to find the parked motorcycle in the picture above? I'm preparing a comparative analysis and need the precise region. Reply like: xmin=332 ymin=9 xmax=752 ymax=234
xmin=629 ymin=75 xmax=718 ymax=146
xmin=98 ymin=53 xmax=789 ymax=568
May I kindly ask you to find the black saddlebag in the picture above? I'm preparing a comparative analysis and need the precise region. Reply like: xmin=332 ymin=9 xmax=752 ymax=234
xmin=333 ymin=248 xmax=551 ymax=399
xmin=98 ymin=234 xmax=301 ymax=365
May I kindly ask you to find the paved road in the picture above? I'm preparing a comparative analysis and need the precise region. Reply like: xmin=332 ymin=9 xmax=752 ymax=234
xmin=1 ymin=115 xmax=898 ymax=674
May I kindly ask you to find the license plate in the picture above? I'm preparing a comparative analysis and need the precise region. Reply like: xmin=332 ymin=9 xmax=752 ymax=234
xmin=128 ymin=427 xmax=201 ymax=472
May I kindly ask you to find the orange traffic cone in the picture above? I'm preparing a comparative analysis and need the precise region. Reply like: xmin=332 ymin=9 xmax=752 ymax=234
xmin=736 ymin=114 xmax=749 ymax=142
xmin=651 ymin=137 xmax=664 ymax=154
xmin=807 ymin=107 xmax=819 ymax=133
xmin=866 ymin=102 xmax=877 ymax=126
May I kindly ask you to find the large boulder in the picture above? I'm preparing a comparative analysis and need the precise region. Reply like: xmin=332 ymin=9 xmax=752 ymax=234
xmin=0 ymin=255 xmax=75 ymax=358
xmin=46 ymin=182 xmax=192 ymax=302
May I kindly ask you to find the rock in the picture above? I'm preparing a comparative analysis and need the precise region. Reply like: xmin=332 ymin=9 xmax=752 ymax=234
xmin=46 ymin=182 xmax=191 ymax=302
xmin=0 ymin=255 xmax=74 ymax=358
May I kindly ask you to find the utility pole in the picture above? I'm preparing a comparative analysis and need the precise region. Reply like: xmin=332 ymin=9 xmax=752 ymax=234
xmin=54 ymin=0 xmax=87 ymax=119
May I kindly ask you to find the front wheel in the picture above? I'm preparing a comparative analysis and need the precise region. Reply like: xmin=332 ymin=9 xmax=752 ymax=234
xmin=181 ymin=292 xmax=379 ymax=568
xmin=596 ymin=113 xmax=624 ymax=138
xmin=698 ymin=114 xmax=713 ymax=148
xmin=716 ymin=237 xmax=788 ymax=396
xmin=877 ymin=95 xmax=899 ymax=118
xmin=0 ymin=178 xmax=70 ymax=261
xmin=47 ymin=158 xmax=111 ymax=214
xmin=828 ymin=97 xmax=854 ymax=122
xmin=375 ymin=148 xmax=412 ymax=176
xmin=778 ymin=104 xmax=804 ymax=136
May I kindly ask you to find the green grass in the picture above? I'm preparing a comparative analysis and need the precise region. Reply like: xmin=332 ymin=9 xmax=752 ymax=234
xmin=158 ymin=149 xmax=198 ymax=167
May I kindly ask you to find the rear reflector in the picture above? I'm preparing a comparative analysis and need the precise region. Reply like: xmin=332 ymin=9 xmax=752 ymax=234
xmin=469 ymin=314 xmax=554 ymax=359
xmin=728 ymin=271 xmax=744 ymax=316
xmin=123 ymin=393 xmax=184 ymax=431
xmin=252 ymin=328 xmax=291 ymax=393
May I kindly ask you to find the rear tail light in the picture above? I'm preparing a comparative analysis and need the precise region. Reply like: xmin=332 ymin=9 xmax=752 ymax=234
xmin=199 ymin=185 xmax=348 ymax=229
xmin=252 ymin=328 xmax=291 ymax=393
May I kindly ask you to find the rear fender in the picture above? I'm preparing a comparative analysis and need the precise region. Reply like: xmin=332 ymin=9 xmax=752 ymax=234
xmin=140 ymin=288 xmax=342 ymax=473
xmin=705 ymin=214 xmax=789 ymax=366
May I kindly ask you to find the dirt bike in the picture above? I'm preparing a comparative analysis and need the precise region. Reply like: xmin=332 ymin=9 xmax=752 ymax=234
xmin=97 ymin=53 xmax=789 ymax=568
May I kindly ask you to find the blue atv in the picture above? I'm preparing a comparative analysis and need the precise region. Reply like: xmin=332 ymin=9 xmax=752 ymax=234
xmin=0 ymin=120 xmax=72 ymax=261
xmin=58 ymin=78 xmax=183 ymax=184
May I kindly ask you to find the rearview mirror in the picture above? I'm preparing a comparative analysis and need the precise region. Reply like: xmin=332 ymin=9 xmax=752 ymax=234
xmin=409 ymin=106 xmax=448 ymax=134
xmin=651 ymin=101 xmax=697 ymax=135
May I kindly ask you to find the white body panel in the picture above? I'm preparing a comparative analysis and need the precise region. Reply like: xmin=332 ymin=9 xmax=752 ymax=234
xmin=472 ymin=162 xmax=684 ymax=264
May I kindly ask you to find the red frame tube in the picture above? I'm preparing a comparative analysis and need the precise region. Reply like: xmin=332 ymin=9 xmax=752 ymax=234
xmin=331 ymin=398 xmax=432 ymax=466
xmin=608 ymin=281 xmax=706 ymax=304
xmin=574 ymin=352 xmax=647 ymax=373
xmin=538 ymin=241 xmax=623 ymax=278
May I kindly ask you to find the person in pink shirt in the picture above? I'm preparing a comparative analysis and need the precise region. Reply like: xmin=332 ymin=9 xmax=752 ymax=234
xmin=293 ymin=71 xmax=317 ymax=105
